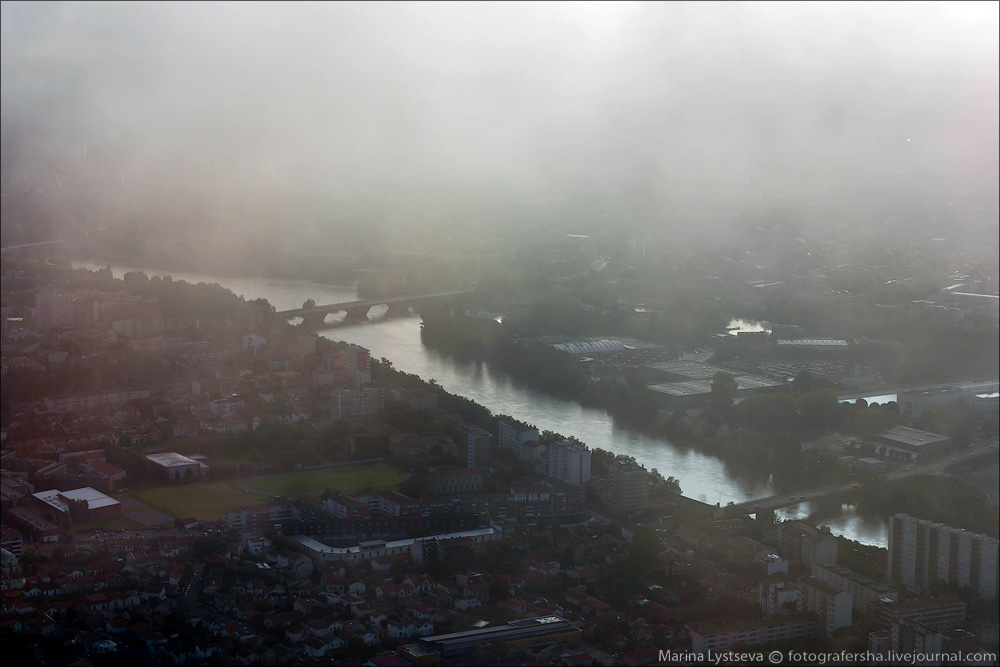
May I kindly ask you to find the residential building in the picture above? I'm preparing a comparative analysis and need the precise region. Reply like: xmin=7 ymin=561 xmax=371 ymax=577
xmin=810 ymin=563 xmax=898 ymax=613
xmin=322 ymin=494 xmax=371 ymax=519
xmin=454 ymin=422 xmax=492 ymax=469
xmin=610 ymin=459 xmax=648 ymax=513
xmin=777 ymin=521 xmax=837 ymax=567
xmin=799 ymin=576 xmax=852 ymax=637
xmin=497 ymin=418 xmax=539 ymax=462
xmin=43 ymin=388 xmax=152 ymax=413
xmin=688 ymin=613 xmax=818 ymax=652
xmin=34 ymin=289 xmax=74 ymax=330
xmin=331 ymin=387 xmax=384 ymax=420
xmin=8 ymin=507 xmax=60 ymax=542
xmin=867 ymin=595 xmax=967 ymax=632
xmin=1 ymin=526 xmax=23 ymax=557
xmin=426 ymin=469 xmax=482 ymax=496
xmin=888 ymin=514 xmax=999 ymax=600
xmin=758 ymin=574 xmax=800 ymax=616
xmin=547 ymin=439 xmax=591 ymax=486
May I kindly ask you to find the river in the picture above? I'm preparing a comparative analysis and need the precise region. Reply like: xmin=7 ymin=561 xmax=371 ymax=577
xmin=69 ymin=260 xmax=888 ymax=546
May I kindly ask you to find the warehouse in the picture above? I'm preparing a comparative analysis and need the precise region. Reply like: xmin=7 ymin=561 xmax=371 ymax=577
xmin=146 ymin=452 xmax=205 ymax=481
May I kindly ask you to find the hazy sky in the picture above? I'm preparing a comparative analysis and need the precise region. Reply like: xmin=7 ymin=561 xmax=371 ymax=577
xmin=2 ymin=1 xmax=998 ymax=240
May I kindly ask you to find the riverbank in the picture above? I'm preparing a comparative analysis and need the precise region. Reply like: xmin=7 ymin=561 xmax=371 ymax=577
xmin=418 ymin=310 xmax=855 ymax=493
xmin=69 ymin=258 xmax=896 ymax=546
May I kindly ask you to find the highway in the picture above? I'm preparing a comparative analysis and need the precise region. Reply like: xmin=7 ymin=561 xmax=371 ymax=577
xmin=729 ymin=438 xmax=999 ymax=513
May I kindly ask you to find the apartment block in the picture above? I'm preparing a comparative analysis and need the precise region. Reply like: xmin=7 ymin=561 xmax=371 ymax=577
xmin=610 ymin=459 xmax=648 ymax=513
xmin=799 ymin=576 xmax=852 ymax=637
xmin=547 ymin=439 xmax=591 ymax=486
xmin=331 ymin=387 xmax=384 ymax=420
xmin=888 ymin=513 xmax=999 ymax=600
xmin=497 ymin=418 xmax=539 ymax=462
xmin=689 ymin=613 xmax=818 ymax=652
xmin=811 ymin=563 xmax=898 ymax=613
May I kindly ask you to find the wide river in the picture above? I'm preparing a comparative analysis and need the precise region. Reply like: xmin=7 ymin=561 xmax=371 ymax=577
xmin=71 ymin=260 xmax=888 ymax=546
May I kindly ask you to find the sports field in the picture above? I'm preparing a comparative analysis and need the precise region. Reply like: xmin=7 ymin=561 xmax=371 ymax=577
xmin=248 ymin=463 xmax=407 ymax=495
xmin=133 ymin=480 xmax=255 ymax=520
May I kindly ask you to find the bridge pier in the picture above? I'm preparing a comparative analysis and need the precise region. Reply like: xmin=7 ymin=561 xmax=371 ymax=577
xmin=344 ymin=306 xmax=370 ymax=323
xmin=385 ymin=302 xmax=411 ymax=317
xmin=300 ymin=312 xmax=328 ymax=328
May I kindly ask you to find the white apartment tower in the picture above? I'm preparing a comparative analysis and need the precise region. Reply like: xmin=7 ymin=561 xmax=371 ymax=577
xmin=547 ymin=439 xmax=591 ymax=486
xmin=888 ymin=514 xmax=999 ymax=601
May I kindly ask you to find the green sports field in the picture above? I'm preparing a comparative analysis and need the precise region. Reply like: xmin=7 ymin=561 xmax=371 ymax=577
xmin=248 ymin=463 xmax=407 ymax=495
xmin=133 ymin=481 xmax=255 ymax=520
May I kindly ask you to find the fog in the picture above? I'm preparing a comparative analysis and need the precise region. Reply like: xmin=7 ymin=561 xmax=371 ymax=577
xmin=2 ymin=1 xmax=998 ymax=255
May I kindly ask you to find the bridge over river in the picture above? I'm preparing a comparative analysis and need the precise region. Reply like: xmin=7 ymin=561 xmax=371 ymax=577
xmin=276 ymin=289 xmax=473 ymax=325
xmin=727 ymin=438 xmax=998 ymax=514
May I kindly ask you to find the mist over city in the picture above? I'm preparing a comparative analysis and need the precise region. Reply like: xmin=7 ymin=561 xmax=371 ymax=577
xmin=1 ymin=2 xmax=998 ymax=666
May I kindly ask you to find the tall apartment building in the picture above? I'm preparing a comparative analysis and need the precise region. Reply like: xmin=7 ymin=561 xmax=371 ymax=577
xmin=497 ymin=419 xmax=539 ymax=461
xmin=610 ymin=459 xmax=648 ymax=513
xmin=454 ymin=422 xmax=492 ymax=469
xmin=758 ymin=574 xmax=800 ymax=616
xmin=777 ymin=521 xmax=838 ymax=567
xmin=323 ymin=344 xmax=372 ymax=387
xmin=798 ymin=576 xmax=852 ymax=638
xmin=810 ymin=563 xmax=898 ymax=613
xmin=888 ymin=514 xmax=999 ymax=601
xmin=331 ymin=387 xmax=384 ymax=420
xmin=547 ymin=439 xmax=591 ymax=486
xmin=34 ymin=289 xmax=74 ymax=330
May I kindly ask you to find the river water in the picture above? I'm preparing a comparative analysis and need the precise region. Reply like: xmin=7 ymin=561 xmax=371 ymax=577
xmin=70 ymin=260 xmax=888 ymax=546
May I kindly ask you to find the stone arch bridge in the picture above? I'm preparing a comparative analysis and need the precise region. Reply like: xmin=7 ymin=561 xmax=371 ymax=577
xmin=275 ymin=289 xmax=473 ymax=326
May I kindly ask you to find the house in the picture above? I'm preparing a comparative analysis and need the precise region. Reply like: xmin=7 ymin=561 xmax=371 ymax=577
xmin=376 ymin=582 xmax=413 ymax=600
xmin=387 ymin=617 xmax=415 ymax=639
xmin=403 ymin=574 xmax=435 ymax=594
xmin=303 ymin=637 xmax=328 ymax=658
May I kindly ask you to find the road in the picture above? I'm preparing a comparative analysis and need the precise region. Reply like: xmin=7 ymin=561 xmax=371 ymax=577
xmin=730 ymin=438 xmax=999 ymax=513
xmin=176 ymin=562 xmax=206 ymax=613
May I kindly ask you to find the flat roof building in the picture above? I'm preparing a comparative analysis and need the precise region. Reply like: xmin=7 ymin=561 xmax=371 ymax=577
xmin=146 ymin=452 xmax=205 ymax=481
xmin=31 ymin=487 xmax=122 ymax=523
xmin=872 ymin=427 xmax=952 ymax=462
xmin=419 ymin=616 xmax=581 ymax=661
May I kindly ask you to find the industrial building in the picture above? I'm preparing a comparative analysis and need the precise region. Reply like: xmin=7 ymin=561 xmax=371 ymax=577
xmin=417 ymin=616 xmax=582 ymax=663
xmin=30 ymin=487 xmax=121 ymax=523
xmin=870 ymin=427 xmax=952 ymax=462
xmin=898 ymin=381 xmax=1000 ymax=420
xmin=146 ymin=452 xmax=206 ymax=481
xmin=639 ymin=359 xmax=787 ymax=407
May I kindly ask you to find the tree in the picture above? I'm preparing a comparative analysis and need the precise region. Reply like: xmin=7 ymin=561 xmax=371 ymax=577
xmin=793 ymin=370 xmax=813 ymax=395
xmin=629 ymin=526 xmax=661 ymax=567
xmin=488 ymin=580 xmax=510 ymax=602
xmin=710 ymin=372 xmax=737 ymax=416
xmin=390 ymin=559 xmax=406 ymax=583
xmin=302 ymin=299 xmax=316 ymax=309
